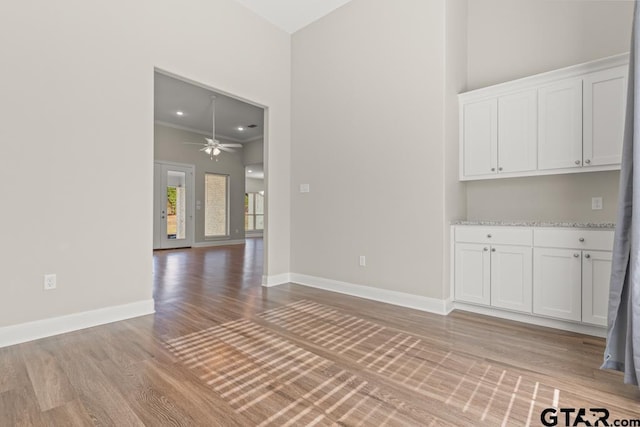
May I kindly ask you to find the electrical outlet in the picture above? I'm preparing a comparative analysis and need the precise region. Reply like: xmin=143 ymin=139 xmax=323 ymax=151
xmin=44 ymin=274 xmax=57 ymax=290
xmin=592 ymin=197 xmax=603 ymax=210
xmin=359 ymin=255 xmax=366 ymax=267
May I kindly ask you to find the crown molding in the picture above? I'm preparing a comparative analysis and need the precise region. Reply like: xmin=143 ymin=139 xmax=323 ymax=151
xmin=154 ymin=121 xmax=260 ymax=144
xmin=155 ymin=120 xmax=212 ymax=137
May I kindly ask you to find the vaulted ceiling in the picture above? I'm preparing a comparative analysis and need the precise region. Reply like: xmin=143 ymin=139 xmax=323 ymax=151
xmin=233 ymin=0 xmax=354 ymax=33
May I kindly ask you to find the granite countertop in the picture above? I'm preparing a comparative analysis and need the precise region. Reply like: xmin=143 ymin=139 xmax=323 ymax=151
xmin=451 ymin=220 xmax=615 ymax=229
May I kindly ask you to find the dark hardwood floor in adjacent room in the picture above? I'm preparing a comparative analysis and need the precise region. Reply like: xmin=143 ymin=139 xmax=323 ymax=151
xmin=2 ymin=237 xmax=639 ymax=426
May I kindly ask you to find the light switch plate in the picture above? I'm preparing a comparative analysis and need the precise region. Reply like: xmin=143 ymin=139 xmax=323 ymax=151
xmin=300 ymin=184 xmax=310 ymax=193
xmin=592 ymin=197 xmax=603 ymax=210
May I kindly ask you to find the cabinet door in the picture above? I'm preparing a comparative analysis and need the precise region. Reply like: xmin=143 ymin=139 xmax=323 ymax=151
xmin=498 ymin=90 xmax=537 ymax=173
xmin=582 ymin=250 xmax=612 ymax=327
xmin=538 ymin=79 xmax=583 ymax=170
xmin=533 ymin=248 xmax=582 ymax=321
xmin=491 ymin=245 xmax=533 ymax=313
xmin=455 ymin=243 xmax=491 ymax=305
xmin=462 ymin=99 xmax=498 ymax=178
xmin=583 ymin=66 xmax=627 ymax=167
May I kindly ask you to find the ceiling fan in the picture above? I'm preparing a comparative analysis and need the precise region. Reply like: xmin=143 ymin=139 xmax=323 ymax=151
xmin=183 ymin=95 xmax=242 ymax=161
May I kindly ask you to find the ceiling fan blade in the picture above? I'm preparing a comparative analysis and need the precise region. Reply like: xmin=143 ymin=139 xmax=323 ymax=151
xmin=218 ymin=146 xmax=236 ymax=153
xmin=199 ymin=147 xmax=209 ymax=151
xmin=205 ymin=137 xmax=214 ymax=144
xmin=220 ymin=143 xmax=242 ymax=148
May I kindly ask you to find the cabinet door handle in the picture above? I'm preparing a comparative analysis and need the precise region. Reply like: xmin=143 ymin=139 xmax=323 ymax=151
xmin=585 ymin=254 xmax=591 ymax=259
xmin=579 ymin=238 xmax=585 ymax=242
xmin=491 ymin=168 xmax=496 ymax=172
xmin=491 ymin=248 xmax=496 ymax=252
xmin=483 ymin=247 xmax=488 ymax=252
xmin=487 ymin=234 xmax=492 ymax=238
xmin=585 ymin=159 xmax=591 ymax=164
xmin=573 ymin=253 xmax=580 ymax=258
xmin=575 ymin=160 xmax=581 ymax=165
xmin=498 ymin=167 xmax=503 ymax=171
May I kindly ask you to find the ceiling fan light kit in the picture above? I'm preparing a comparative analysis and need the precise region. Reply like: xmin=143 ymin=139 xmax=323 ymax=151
xmin=183 ymin=95 xmax=242 ymax=161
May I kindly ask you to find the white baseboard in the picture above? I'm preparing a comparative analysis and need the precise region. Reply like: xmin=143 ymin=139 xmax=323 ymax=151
xmin=288 ymin=273 xmax=451 ymax=316
xmin=453 ymin=302 xmax=607 ymax=338
xmin=192 ymin=239 xmax=245 ymax=248
xmin=0 ymin=299 xmax=155 ymax=348
xmin=262 ymin=273 xmax=291 ymax=287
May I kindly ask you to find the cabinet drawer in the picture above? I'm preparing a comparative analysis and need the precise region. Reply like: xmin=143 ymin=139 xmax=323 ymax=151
xmin=533 ymin=228 xmax=614 ymax=250
xmin=455 ymin=227 xmax=532 ymax=245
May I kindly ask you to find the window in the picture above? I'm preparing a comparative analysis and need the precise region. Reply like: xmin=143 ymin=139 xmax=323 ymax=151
xmin=245 ymin=192 xmax=264 ymax=231
xmin=205 ymin=173 xmax=229 ymax=237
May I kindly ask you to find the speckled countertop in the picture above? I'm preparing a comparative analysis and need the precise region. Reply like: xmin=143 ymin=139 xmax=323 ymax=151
xmin=451 ymin=220 xmax=615 ymax=229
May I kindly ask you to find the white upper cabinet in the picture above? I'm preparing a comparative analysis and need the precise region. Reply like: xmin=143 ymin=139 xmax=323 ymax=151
xmin=459 ymin=54 xmax=628 ymax=181
xmin=498 ymin=90 xmax=538 ymax=173
xmin=462 ymin=99 xmax=497 ymax=178
xmin=583 ymin=65 xmax=627 ymax=167
xmin=538 ymin=78 xmax=583 ymax=170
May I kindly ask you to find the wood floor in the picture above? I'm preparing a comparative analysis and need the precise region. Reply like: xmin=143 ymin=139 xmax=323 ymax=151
xmin=2 ymin=238 xmax=639 ymax=426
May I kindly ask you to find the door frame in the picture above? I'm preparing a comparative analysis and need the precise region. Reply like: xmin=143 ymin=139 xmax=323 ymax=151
xmin=153 ymin=160 xmax=196 ymax=250
xmin=153 ymin=67 xmax=269 ymax=280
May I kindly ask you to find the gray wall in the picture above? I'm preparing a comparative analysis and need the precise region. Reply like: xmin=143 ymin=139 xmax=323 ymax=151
xmin=467 ymin=171 xmax=620 ymax=222
xmin=246 ymin=178 xmax=265 ymax=193
xmin=0 ymin=0 xmax=291 ymax=329
xmin=243 ymin=139 xmax=264 ymax=166
xmin=154 ymin=124 xmax=247 ymax=242
xmin=465 ymin=0 xmax=633 ymax=223
xmin=292 ymin=0 xmax=449 ymax=298
xmin=444 ymin=0 xmax=469 ymax=299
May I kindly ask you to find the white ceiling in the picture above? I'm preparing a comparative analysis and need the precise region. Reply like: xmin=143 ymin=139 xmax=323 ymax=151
xmin=154 ymin=72 xmax=264 ymax=143
xmin=234 ymin=0 xmax=353 ymax=33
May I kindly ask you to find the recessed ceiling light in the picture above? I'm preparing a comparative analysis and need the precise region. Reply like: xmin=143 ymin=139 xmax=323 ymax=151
xmin=248 ymin=170 xmax=253 ymax=173
xmin=237 ymin=127 xmax=245 ymax=131
xmin=176 ymin=111 xmax=184 ymax=116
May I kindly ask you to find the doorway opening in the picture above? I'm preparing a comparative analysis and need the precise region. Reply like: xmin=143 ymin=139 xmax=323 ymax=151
xmin=152 ymin=68 xmax=268 ymax=279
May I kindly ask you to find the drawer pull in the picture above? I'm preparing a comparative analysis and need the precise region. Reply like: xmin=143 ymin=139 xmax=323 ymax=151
xmin=579 ymin=238 xmax=585 ymax=242
xmin=487 ymin=234 xmax=492 ymax=238
xmin=573 ymin=253 xmax=580 ymax=258
xmin=585 ymin=254 xmax=591 ymax=259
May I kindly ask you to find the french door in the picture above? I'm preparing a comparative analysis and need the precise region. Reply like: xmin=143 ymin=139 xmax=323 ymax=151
xmin=153 ymin=161 xmax=195 ymax=249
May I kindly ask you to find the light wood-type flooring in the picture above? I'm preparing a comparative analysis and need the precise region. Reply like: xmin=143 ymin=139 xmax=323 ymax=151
xmin=2 ymin=238 xmax=639 ymax=426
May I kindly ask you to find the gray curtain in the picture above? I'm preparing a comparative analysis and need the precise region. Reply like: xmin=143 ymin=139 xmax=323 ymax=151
xmin=602 ymin=1 xmax=640 ymax=386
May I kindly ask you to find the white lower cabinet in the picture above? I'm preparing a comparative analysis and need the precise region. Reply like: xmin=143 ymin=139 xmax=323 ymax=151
xmin=491 ymin=245 xmax=533 ymax=313
xmin=454 ymin=243 xmax=490 ymax=306
xmin=454 ymin=227 xmax=532 ymax=313
xmin=453 ymin=225 xmax=614 ymax=332
xmin=582 ymin=250 xmax=612 ymax=327
xmin=533 ymin=248 xmax=582 ymax=322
